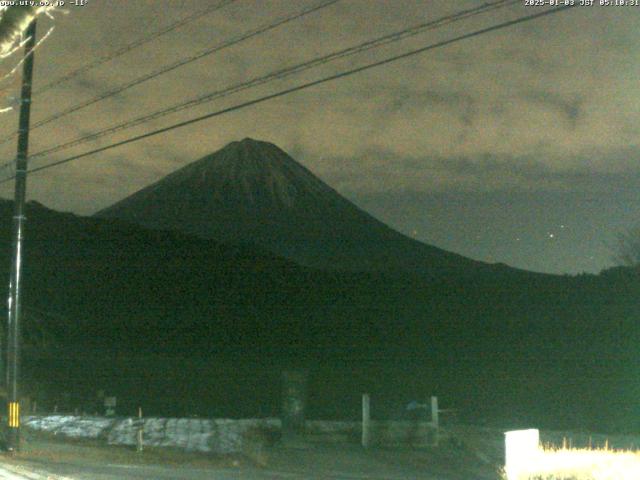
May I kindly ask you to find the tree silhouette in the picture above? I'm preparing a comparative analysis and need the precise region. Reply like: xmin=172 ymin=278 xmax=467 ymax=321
xmin=613 ymin=227 xmax=640 ymax=268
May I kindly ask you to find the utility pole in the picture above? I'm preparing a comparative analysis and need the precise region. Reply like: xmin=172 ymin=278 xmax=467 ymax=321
xmin=6 ymin=17 xmax=37 ymax=453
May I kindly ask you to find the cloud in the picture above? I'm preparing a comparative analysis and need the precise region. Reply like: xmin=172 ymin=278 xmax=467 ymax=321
xmin=0 ymin=0 xmax=633 ymax=221
xmin=522 ymin=91 xmax=583 ymax=128
xmin=311 ymin=147 xmax=640 ymax=196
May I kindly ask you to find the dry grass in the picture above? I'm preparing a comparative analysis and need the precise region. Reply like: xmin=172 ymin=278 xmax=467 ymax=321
xmin=503 ymin=441 xmax=640 ymax=480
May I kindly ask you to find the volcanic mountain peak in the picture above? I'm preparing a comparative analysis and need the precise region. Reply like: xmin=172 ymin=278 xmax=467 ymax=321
xmin=97 ymin=138 xmax=487 ymax=274
xmin=134 ymin=137 xmax=338 ymax=211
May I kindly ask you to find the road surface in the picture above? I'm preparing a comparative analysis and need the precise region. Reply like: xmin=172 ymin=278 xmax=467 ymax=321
xmin=0 ymin=462 xmax=448 ymax=479
xmin=0 ymin=427 xmax=503 ymax=479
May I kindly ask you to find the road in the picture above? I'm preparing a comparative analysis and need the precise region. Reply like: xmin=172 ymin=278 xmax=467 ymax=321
xmin=0 ymin=461 xmax=316 ymax=479
xmin=0 ymin=428 xmax=503 ymax=479
xmin=0 ymin=448 xmax=499 ymax=480
xmin=0 ymin=461 xmax=472 ymax=480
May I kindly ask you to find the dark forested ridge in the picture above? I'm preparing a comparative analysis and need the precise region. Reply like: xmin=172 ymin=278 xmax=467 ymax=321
xmin=0 ymin=199 xmax=637 ymax=432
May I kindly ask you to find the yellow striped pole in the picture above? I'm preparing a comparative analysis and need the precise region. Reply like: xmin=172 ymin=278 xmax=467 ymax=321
xmin=7 ymin=402 xmax=19 ymax=428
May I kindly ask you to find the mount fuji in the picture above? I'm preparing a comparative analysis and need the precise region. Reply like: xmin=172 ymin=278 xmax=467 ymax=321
xmin=96 ymin=138 xmax=494 ymax=275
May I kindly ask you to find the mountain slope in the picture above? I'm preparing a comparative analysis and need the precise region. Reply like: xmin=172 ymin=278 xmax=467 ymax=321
xmin=0 ymin=200 xmax=636 ymax=429
xmin=96 ymin=138 xmax=487 ymax=274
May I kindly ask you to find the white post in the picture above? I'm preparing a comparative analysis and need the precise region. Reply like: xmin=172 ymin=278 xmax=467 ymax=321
xmin=431 ymin=396 xmax=439 ymax=446
xmin=504 ymin=429 xmax=540 ymax=480
xmin=136 ymin=407 xmax=144 ymax=453
xmin=362 ymin=393 xmax=370 ymax=448
xmin=430 ymin=396 xmax=439 ymax=428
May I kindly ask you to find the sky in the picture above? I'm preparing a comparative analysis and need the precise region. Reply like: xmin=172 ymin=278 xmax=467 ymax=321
xmin=0 ymin=0 xmax=637 ymax=275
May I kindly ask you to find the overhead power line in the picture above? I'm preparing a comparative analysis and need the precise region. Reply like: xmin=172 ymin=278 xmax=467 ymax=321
xmin=23 ymin=0 xmax=518 ymax=162
xmin=0 ymin=4 xmax=575 ymax=184
xmin=0 ymin=0 xmax=341 ymax=148
xmin=32 ymin=0 xmax=238 ymax=96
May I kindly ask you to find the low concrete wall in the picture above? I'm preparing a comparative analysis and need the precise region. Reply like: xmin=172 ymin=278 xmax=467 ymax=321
xmin=24 ymin=415 xmax=437 ymax=453
xmin=24 ymin=415 xmax=280 ymax=454
xmin=306 ymin=419 xmax=437 ymax=446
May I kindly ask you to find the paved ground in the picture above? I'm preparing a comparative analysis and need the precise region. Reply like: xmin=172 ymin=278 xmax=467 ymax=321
xmin=1 ymin=424 xmax=634 ymax=479
xmin=0 ymin=426 xmax=506 ymax=479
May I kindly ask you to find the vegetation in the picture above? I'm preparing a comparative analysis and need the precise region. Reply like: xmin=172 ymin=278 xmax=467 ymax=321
xmin=502 ymin=444 xmax=640 ymax=480
xmin=1 ymin=200 xmax=639 ymax=431
xmin=613 ymin=227 xmax=640 ymax=269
